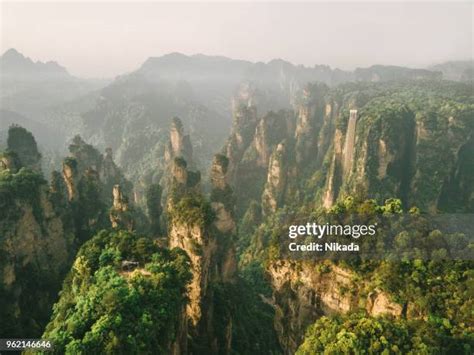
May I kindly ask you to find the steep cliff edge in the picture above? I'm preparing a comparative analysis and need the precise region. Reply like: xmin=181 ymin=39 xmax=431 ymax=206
xmin=262 ymin=142 xmax=289 ymax=215
xmin=319 ymin=81 xmax=473 ymax=211
xmin=167 ymin=154 xmax=237 ymax=353
xmin=0 ymin=126 xmax=141 ymax=339
xmin=165 ymin=117 xmax=194 ymax=166
xmin=41 ymin=229 xmax=192 ymax=354
xmin=268 ymin=260 xmax=403 ymax=353
xmin=226 ymin=80 xmax=473 ymax=353
xmin=226 ymin=81 xmax=473 ymax=216
xmin=0 ymin=139 xmax=75 ymax=338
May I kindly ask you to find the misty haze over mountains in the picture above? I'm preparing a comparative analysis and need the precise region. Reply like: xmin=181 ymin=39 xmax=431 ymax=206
xmin=3 ymin=2 xmax=471 ymax=78
xmin=1 ymin=2 xmax=473 ymax=349
xmin=1 ymin=47 xmax=473 ymax=181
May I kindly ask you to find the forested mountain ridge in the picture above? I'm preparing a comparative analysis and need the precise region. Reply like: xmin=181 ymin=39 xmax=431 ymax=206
xmin=222 ymin=79 xmax=473 ymax=353
xmin=1 ymin=48 xmax=461 ymax=189
xmin=0 ymin=49 xmax=107 ymax=174
xmin=224 ymin=80 xmax=473 ymax=218
xmin=77 ymin=52 xmax=449 ymax=189
xmin=0 ymin=126 xmax=144 ymax=339
xmin=1 ymin=49 xmax=473 ymax=354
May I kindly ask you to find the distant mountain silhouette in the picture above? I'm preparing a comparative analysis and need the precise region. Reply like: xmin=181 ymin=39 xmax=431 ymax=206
xmin=0 ymin=48 xmax=69 ymax=78
xmin=429 ymin=60 xmax=474 ymax=81
xmin=0 ymin=49 xmax=105 ymax=125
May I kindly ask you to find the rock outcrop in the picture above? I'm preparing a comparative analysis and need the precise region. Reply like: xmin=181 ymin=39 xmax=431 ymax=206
xmin=209 ymin=154 xmax=237 ymax=282
xmin=165 ymin=117 xmax=194 ymax=166
xmin=0 ymin=151 xmax=19 ymax=172
xmin=224 ymin=84 xmax=260 ymax=182
xmin=109 ymin=184 xmax=134 ymax=231
xmin=167 ymin=154 xmax=238 ymax=352
xmin=342 ymin=109 xmax=358 ymax=176
xmin=169 ymin=219 xmax=216 ymax=327
xmin=168 ymin=167 xmax=219 ymax=350
xmin=262 ymin=142 xmax=288 ymax=215
xmin=323 ymin=128 xmax=344 ymax=208
xmin=0 ymin=168 xmax=74 ymax=338
xmin=67 ymin=135 xmax=133 ymax=204
xmin=268 ymin=260 xmax=403 ymax=354
xmin=5 ymin=124 xmax=42 ymax=171
xmin=62 ymin=158 xmax=78 ymax=201
xmin=293 ymin=83 xmax=330 ymax=168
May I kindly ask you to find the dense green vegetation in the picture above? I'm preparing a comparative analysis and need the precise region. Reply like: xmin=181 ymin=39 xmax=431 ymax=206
xmin=7 ymin=124 xmax=42 ymax=169
xmin=297 ymin=312 xmax=472 ymax=354
xmin=212 ymin=274 xmax=282 ymax=355
xmin=2 ymin=76 xmax=473 ymax=354
xmin=0 ymin=165 xmax=72 ymax=339
xmin=42 ymin=229 xmax=192 ymax=354
xmin=242 ymin=195 xmax=473 ymax=353
xmin=0 ymin=167 xmax=45 ymax=217
xmin=300 ymin=80 xmax=473 ymax=213
xmin=169 ymin=192 xmax=215 ymax=228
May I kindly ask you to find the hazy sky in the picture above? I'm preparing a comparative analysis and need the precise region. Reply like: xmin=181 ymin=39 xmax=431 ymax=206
xmin=1 ymin=1 xmax=472 ymax=78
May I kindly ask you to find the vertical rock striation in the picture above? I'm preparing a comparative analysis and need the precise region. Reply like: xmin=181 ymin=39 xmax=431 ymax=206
xmin=109 ymin=184 xmax=134 ymax=231
xmin=342 ymin=109 xmax=358 ymax=176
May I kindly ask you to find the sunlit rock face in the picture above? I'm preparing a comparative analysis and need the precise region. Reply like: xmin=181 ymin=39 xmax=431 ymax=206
xmin=268 ymin=261 xmax=404 ymax=354
xmin=262 ymin=142 xmax=288 ymax=215
xmin=62 ymin=158 xmax=78 ymax=202
xmin=0 ymin=170 xmax=75 ymax=338
xmin=342 ymin=109 xmax=358 ymax=176
xmin=166 ymin=117 xmax=193 ymax=166
xmin=0 ymin=151 xmax=19 ymax=173
xmin=166 ymin=152 xmax=237 ymax=352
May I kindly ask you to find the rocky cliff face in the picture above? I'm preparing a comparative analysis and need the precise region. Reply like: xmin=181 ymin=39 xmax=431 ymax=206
xmin=165 ymin=117 xmax=194 ymax=166
xmin=223 ymin=85 xmax=301 ymax=217
xmin=224 ymin=84 xmax=260 ymax=181
xmin=262 ymin=142 xmax=288 ymax=215
xmin=156 ymin=117 xmax=198 ymax=203
xmin=67 ymin=135 xmax=133 ymax=203
xmin=62 ymin=158 xmax=78 ymax=201
xmin=109 ymin=184 xmax=134 ymax=231
xmin=0 ymin=166 xmax=75 ymax=338
xmin=293 ymin=83 xmax=330 ymax=168
xmin=268 ymin=261 xmax=403 ymax=354
xmin=209 ymin=154 xmax=237 ymax=282
xmin=0 ymin=150 xmax=19 ymax=172
xmin=319 ymin=88 xmax=472 ymax=211
xmin=225 ymin=81 xmax=473 ymax=216
xmin=223 ymin=82 xmax=340 ymax=218
xmin=437 ymin=136 xmax=474 ymax=212
xmin=167 ymin=159 xmax=212 ymax=327
xmin=57 ymin=135 xmax=139 ymax=241
xmin=225 ymin=80 xmax=473 ymax=353
xmin=167 ymin=154 xmax=236 ymax=353
xmin=169 ymin=219 xmax=216 ymax=327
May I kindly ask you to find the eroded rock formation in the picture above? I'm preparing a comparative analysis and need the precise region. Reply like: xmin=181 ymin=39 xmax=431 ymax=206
xmin=165 ymin=117 xmax=194 ymax=166
xmin=262 ymin=142 xmax=288 ymax=215
xmin=268 ymin=260 xmax=403 ymax=353
xmin=210 ymin=154 xmax=237 ymax=282
xmin=166 ymin=154 xmax=237 ymax=352
xmin=109 ymin=184 xmax=134 ymax=231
